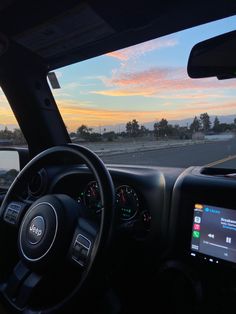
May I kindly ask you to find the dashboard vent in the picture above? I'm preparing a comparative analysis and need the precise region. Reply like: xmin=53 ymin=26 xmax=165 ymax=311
xmin=28 ymin=169 xmax=47 ymax=197
xmin=201 ymin=167 xmax=236 ymax=178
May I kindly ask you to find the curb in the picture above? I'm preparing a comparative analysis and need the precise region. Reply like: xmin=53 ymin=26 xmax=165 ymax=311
xmin=95 ymin=140 xmax=214 ymax=157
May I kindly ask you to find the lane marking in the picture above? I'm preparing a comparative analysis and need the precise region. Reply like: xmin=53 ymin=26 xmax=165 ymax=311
xmin=204 ymin=154 xmax=236 ymax=167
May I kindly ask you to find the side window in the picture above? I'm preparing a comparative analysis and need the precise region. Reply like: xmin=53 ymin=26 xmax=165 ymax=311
xmin=0 ymin=88 xmax=26 ymax=189
xmin=0 ymin=88 xmax=26 ymax=147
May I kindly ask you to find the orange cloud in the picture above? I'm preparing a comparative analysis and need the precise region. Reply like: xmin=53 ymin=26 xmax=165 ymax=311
xmin=0 ymin=89 xmax=18 ymax=127
xmin=92 ymin=67 xmax=236 ymax=97
xmin=56 ymin=99 xmax=236 ymax=131
xmin=0 ymin=107 xmax=18 ymax=126
xmin=106 ymin=38 xmax=178 ymax=61
xmin=91 ymin=89 xmax=151 ymax=96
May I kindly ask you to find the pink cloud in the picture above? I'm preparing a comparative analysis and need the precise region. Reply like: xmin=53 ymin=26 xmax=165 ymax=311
xmin=92 ymin=67 xmax=236 ymax=97
xmin=106 ymin=38 xmax=178 ymax=61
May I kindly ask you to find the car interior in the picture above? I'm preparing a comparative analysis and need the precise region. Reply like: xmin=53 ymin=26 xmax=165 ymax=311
xmin=0 ymin=1 xmax=236 ymax=313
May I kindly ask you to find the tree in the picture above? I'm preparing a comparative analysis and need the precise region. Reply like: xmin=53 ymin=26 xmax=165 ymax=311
xmin=0 ymin=126 xmax=12 ymax=140
xmin=69 ymin=132 xmax=76 ymax=138
xmin=179 ymin=126 xmax=191 ymax=139
xmin=234 ymin=118 xmax=236 ymax=125
xmin=171 ymin=124 xmax=181 ymax=138
xmin=125 ymin=119 xmax=140 ymax=137
xmin=103 ymin=131 xmax=116 ymax=141
xmin=213 ymin=116 xmax=220 ymax=132
xmin=153 ymin=122 xmax=159 ymax=138
xmin=13 ymin=128 xmax=26 ymax=145
xmin=126 ymin=121 xmax=132 ymax=136
xmin=88 ymin=132 xmax=102 ymax=142
xmin=76 ymin=125 xmax=92 ymax=139
xmin=131 ymin=119 xmax=140 ymax=136
xmin=139 ymin=125 xmax=148 ymax=136
xmin=154 ymin=119 xmax=169 ymax=138
xmin=190 ymin=116 xmax=201 ymax=133
xmin=158 ymin=118 xmax=168 ymax=137
xmin=200 ymin=112 xmax=211 ymax=132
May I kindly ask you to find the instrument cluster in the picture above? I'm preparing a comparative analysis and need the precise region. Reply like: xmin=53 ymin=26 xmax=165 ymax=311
xmin=77 ymin=180 xmax=151 ymax=231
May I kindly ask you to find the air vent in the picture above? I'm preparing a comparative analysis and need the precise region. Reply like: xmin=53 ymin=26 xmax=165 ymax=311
xmin=201 ymin=167 xmax=236 ymax=178
xmin=28 ymin=169 xmax=47 ymax=197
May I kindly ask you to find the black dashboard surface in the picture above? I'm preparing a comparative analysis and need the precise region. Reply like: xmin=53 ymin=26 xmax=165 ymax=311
xmin=20 ymin=162 xmax=236 ymax=313
xmin=39 ymin=164 xmax=184 ymax=247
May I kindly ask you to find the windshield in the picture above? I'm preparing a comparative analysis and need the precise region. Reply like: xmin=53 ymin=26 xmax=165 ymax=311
xmin=52 ymin=16 xmax=236 ymax=169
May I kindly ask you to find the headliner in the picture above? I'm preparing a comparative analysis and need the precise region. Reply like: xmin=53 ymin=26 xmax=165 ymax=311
xmin=0 ymin=0 xmax=236 ymax=70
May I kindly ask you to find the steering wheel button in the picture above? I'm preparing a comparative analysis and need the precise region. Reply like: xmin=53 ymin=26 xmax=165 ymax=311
xmin=72 ymin=243 xmax=82 ymax=259
xmin=9 ymin=203 xmax=21 ymax=210
xmin=72 ymin=242 xmax=89 ymax=266
xmin=4 ymin=209 xmax=18 ymax=224
xmin=80 ymin=247 xmax=89 ymax=258
xmin=4 ymin=202 xmax=26 ymax=225
xmin=75 ymin=234 xmax=91 ymax=250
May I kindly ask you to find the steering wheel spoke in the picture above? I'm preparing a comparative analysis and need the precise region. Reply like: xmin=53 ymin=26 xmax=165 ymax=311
xmin=3 ymin=200 xmax=29 ymax=227
xmin=2 ymin=261 xmax=42 ymax=310
xmin=70 ymin=218 xmax=98 ymax=268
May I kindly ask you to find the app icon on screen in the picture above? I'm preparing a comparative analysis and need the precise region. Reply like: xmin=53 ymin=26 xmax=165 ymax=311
xmin=193 ymin=231 xmax=200 ymax=238
xmin=194 ymin=216 xmax=201 ymax=223
xmin=194 ymin=224 xmax=200 ymax=231
xmin=195 ymin=204 xmax=203 ymax=209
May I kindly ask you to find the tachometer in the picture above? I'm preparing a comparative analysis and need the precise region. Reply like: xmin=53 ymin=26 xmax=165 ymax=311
xmin=116 ymin=185 xmax=139 ymax=220
xmin=83 ymin=181 xmax=102 ymax=215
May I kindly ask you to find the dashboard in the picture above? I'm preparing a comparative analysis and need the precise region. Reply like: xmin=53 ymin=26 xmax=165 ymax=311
xmin=25 ymin=164 xmax=181 ymax=244
xmin=21 ymin=161 xmax=236 ymax=313
xmin=26 ymin=163 xmax=236 ymax=263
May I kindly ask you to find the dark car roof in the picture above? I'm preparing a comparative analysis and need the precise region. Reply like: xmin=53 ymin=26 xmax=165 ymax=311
xmin=0 ymin=0 xmax=236 ymax=70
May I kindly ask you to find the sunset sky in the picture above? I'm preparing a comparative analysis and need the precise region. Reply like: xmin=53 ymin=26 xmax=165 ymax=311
xmin=1 ymin=16 xmax=236 ymax=131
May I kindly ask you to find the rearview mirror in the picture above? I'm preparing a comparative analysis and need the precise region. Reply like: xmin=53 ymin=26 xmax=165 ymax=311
xmin=187 ymin=30 xmax=236 ymax=80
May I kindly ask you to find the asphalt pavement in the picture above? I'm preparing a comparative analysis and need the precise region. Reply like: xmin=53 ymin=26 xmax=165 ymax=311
xmin=100 ymin=138 xmax=236 ymax=168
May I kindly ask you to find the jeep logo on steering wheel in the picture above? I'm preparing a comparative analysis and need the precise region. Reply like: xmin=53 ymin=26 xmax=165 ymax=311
xmin=30 ymin=224 xmax=42 ymax=237
xmin=27 ymin=216 xmax=45 ymax=245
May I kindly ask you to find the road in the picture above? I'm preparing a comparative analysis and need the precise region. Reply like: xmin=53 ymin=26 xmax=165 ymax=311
xmin=100 ymin=138 xmax=236 ymax=168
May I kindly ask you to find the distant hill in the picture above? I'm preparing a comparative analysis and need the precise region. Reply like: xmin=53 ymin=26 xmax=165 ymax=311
xmin=93 ymin=114 xmax=236 ymax=133
xmin=171 ymin=114 xmax=235 ymax=127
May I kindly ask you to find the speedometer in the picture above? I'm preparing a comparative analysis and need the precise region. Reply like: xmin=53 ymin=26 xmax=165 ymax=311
xmin=83 ymin=181 xmax=102 ymax=215
xmin=116 ymin=185 xmax=139 ymax=221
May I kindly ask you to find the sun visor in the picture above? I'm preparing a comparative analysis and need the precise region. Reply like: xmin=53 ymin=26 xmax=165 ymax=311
xmin=13 ymin=4 xmax=115 ymax=60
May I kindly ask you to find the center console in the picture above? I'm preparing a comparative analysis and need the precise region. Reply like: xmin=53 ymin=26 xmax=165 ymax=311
xmin=160 ymin=166 xmax=236 ymax=313
xmin=169 ymin=166 xmax=236 ymax=267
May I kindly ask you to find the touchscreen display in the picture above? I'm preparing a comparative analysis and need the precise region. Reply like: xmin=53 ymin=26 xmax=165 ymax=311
xmin=191 ymin=204 xmax=236 ymax=263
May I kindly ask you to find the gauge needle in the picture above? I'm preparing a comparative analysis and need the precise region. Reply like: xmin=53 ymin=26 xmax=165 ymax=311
xmin=121 ymin=189 xmax=126 ymax=204
xmin=90 ymin=187 xmax=95 ymax=197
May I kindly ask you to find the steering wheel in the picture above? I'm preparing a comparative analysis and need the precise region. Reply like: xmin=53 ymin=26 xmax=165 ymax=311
xmin=0 ymin=144 xmax=115 ymax=313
